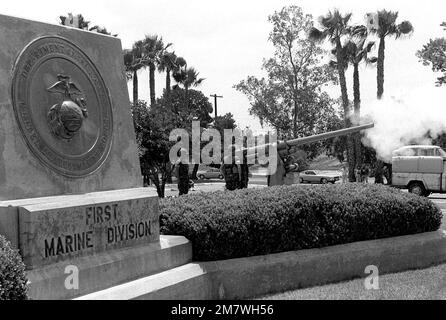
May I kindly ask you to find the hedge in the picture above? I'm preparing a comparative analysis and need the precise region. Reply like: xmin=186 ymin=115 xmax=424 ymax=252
xmin=0 ymin=235 xmax=28 ymax=300
xmin=160 ymin=184 xmax=443 ymax=261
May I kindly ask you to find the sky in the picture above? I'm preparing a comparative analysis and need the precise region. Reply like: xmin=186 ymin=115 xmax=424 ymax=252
xmin=2 ymin=0 xmax=446 ymax=133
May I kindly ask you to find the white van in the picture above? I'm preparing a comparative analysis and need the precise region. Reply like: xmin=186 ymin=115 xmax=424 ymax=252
xmin=392 ymin=145 xmax=446 ymax=196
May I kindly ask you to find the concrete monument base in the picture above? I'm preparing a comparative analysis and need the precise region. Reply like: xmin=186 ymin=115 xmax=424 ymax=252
xmin=0 ymin=187 xmax=183 ymax=300
xmin=28 ymin=235 xmax=192 ymax=300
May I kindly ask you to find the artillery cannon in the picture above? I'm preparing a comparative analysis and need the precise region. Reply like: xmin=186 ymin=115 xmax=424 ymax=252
xmin=242 ymin=123 xmax=375 ymax=186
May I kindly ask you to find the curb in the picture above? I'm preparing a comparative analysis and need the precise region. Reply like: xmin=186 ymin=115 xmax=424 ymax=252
xmin=78 ymin=230 xmax=446 ymax=300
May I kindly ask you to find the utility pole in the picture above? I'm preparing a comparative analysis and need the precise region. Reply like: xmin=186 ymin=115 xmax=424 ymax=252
xmin=210 ymin=94 xmax=223 ymax=119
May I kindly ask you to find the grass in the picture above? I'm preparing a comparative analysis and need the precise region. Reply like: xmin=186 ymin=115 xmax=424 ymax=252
xmin=257 ymin=264 xmax=446 ymax=300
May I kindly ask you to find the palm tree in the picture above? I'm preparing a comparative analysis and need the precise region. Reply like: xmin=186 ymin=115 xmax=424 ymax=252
xmin=142 ymin=35 xmax=172 ymax=106
xmin=369 ymin=10 xmax=413 ymax=99
xmin=345 ymin=26 xmax=377 ymax=172
xmin=172 ymin=66 xmax=205 ymax=180
xmin=309 ymin=9 xmax=356 ymax=181
xmin=368 ymin=10 xmax=413 ymax=184
xmin=123 ymin=40 xmax=144 ymax=103
xmin=59 ymin=13 xmax=90 ymax=29
xmin=173 ymin=66 xmax=205 ymax=107
xmin=158 ymin=52 xmax=181 ymax=96
xmin=59 ymin=13 xmax=117 ymax=36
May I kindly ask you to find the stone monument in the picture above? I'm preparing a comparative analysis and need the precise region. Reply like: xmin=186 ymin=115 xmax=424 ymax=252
xmin=0 ymin=14 xmax=191 ymax=299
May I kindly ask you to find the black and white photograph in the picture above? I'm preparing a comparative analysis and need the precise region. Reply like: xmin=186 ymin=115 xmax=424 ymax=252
xmin=0 ymin=0 xmax=445 ymax=311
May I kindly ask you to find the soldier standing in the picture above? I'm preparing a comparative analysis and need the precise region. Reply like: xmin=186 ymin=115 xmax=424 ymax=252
xmin=174 ymin=148 xmax=190 ymax=196
xmin=362 ymin=164 xmax=370 ymax=184
xmin=355 ymin=167 xmax=362 ymax=183
xmin=221 ymin=146 xmax=242 ymax=191
xmin=240 ymin=151 xmax=249 ymax=189
xmin=267 ymin=156 xmax=287 ymax=187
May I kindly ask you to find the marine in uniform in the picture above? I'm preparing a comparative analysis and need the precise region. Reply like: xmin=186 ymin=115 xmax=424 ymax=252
xmin=221 ymin=147 xmax=242 ymax=191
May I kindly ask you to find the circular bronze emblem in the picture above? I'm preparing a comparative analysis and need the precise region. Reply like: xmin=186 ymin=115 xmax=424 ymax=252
xmin=11 ymin=36 xmax=113 ymax=178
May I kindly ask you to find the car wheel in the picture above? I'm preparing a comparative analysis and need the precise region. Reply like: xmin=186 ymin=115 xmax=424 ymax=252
xmin=218 ymin=174 xmax=224 ymax=180
xmin=321 ymin=178 xmax=328 ymax=184
xmin=199 ymin=174 xmax=205 ymax=180
xmin=408 ymin=182 xmax=427 ymax=197
xmin=299 ymin=178 xmax=304 ymax=184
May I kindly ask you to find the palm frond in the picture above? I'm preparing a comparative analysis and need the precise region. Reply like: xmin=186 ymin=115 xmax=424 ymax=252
xmin=398 ymin=21 xmax=414 ymax=36
xmin=308 ymin=27 xmax=325 ymax=42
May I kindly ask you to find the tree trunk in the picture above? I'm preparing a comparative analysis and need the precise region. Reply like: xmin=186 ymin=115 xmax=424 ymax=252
xmin=377 ymin=37 xmax=385 ymax=100
xmin=166 ymin=162 xmax=173 ymax=183
xmin=166 ymin=69 xmax=171 ymax=96
xmin=335 ymin=38 xmax=355 ymax=182
xmin=293 ymin=99 xmax=298 ymax=138
xmin=160 ymin=176 xmax=167 ymax=198
xmin=149 ymin=64 xmax=156 ymax=106
xmin=185 ymin=87 xmax=189 ymax=109
xmin=149 ymin=173 xmax=165 ymax=198
xmin=191 ymin=163 xmax=199 ymax=180
xmin=133 ymin=70 xmax=138 ymax=103
xmin=353 ymin=63 xmax=362 ymax=172
xmin=375 ymin=37 xmax=386 ymax=184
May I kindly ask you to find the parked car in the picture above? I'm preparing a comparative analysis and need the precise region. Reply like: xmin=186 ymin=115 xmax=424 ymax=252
xmin=197 ymin=168 xmax=224 ymax=180
xmin=299 ymin=170 xmax=341 ymax=184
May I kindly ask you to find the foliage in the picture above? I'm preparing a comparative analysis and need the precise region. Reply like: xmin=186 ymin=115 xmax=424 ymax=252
xmin=367 ymin=9 xmax=413 ymax=100
xmin=235 ymin=6 xmax=337 ymax=141
xmin=173 ymin=67 xmax=205 ymax=91
xmin=213 ymin=113 xmax=237 ymax=134
xmin=59 ymin=13 xmax=117 ymax=36
xmin=160 ymin=184 xmax=442 ymax=261
xmin=132 ymin=100 xmax=174 ymax=198
xmin=369 ymin=10 xmax=414 ymax=39
xmin=161 ymin=87 xmax=213 ymax=128
xmin=417 ymin=24 xmax=446 ymax=86
xmin=124 ymin=40 xmax=145 ymax=103
xmin=0 ymin=236 xmax=28 ymax=300
xmin=433 ymin=133 xmax=446 ymax=150
xmin=132 ymin=89 xmax=213 ymax=197
xmin=158 ymin=51 xmax=185 ymax=95
xmin=309 ymin=9 xmax=357 ymax=181
xmin=142 ymin=35 xmax=172 ymax=106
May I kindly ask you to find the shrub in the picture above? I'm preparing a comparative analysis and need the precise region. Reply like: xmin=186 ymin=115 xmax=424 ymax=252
xmin=0 ymin=235 xmax=28 ymax=300
xmin=160 ymin=184 xmax=442 ymax=261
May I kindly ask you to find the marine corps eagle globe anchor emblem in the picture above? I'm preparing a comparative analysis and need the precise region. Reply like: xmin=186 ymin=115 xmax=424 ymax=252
xmin=12 ymin=36 xmax=113 ymax=177
xmin=47 ymin=74 xmax=88 ymax=140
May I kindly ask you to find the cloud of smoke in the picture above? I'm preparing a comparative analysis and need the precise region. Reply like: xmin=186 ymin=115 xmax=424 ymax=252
xmin=361 ymin=86 xmax=446 ymax=162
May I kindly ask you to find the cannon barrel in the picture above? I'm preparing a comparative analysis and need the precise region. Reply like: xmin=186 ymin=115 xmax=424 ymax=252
xmin=244 ymin=123 xmax=374 ymax=156
xmin=276 ymin=122 xmax=374 ymax=149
